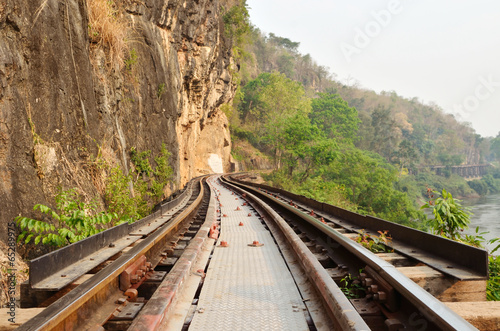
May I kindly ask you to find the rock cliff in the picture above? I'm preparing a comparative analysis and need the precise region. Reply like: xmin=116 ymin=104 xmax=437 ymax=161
xmin=0 ymin=0 xmax=235 ymax=243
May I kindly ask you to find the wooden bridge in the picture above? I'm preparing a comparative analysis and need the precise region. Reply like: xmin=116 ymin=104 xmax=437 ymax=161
xmin=414 ymin=164 xmax=492 ymax=179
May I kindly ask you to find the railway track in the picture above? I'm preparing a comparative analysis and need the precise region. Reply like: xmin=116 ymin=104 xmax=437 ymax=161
xmin=223 ymin=174 xmax=487 ymax=330
xmin=18 ymin=178 xmax=211 ymax=330
xmin=16 ymin=174 xmax=485 ymax=330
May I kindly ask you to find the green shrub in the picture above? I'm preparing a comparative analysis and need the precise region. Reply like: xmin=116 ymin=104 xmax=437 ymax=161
xmin=412 ymin=172 xmax=475 ymax=198
xmin=339 ymin=273 xmax=365 ymax=299
xmin=421 ymin=189 xmax=471 ymax=240
xmin=130 ymin=148 xmax=153 ymax=177
xmin=129 ymin=143 xmax=173 ymax=215
xmin=105 ymin=166 xmax=139 ymax=220
xmin=16 ymin=189 xmax=122 ymax=247
xmin=125 ymin=48 xmax=137 ymax=72
xmin=356 ymin=230 xmax=394 ymax=253
xmin=468 ymin=179 xmax=489 ymax=196
xmin=488 ymin=255 xmax=500 ymax=301
xmin=157 ymin=83 xmax=166 ymax=99
xmin=483 ymin=174 xmax=500 ymax=193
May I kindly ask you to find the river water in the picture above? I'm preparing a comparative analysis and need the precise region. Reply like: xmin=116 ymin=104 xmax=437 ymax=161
xmin=462 ymin=194 xmax=500 ymax=253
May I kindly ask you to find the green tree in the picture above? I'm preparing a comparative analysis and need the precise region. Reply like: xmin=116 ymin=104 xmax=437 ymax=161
xmin=239 ymin=72 xmax=311 ymax=167
xmin=437 ymin=152 xmax=464 ymax=166
xmin=223 ymin=0 xmax=250 ymax=59
xmin=393 ymin=139 xmax=418 ymax=174
xmin=280 ymin=114 xmax=337 ymax=181
xmin=369 ymin=106 xmax=400 ymax=159
xmin=309 ymin=92 xmax=360 ymax=142
xmin=324 ymin=148 xmax=423 ymax=225
xmin=268 ymin=32 xmax=300 ymax=53
xmin=482 ymin=174 xmax=500 ymax=193
xmin=258 ymin=72 xmax=311 ymax=119
xmin=239 ymin=72 xmax=273 ymax=124
xmin=491 ymin=133 xmax=500 ymax=161
xmin=421 ymin=189 xmax=471 ymax=240
xmin=468 ymin=179 xmax=489 ymax=196
xmin=276 ymin=53 xmax=295 ymax=78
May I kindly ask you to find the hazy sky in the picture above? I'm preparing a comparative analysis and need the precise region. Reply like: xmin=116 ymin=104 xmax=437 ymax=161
xmin=247 ymin=0 xmax=500 ymax=138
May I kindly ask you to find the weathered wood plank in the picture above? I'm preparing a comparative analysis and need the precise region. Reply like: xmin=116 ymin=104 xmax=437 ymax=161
xmin=375 ymin=252 xmax=415 ymax=267
xmin=445 ymin=301 xmax=500 ymax=331
xmin=397 ymin=265 xmax=486 ymax=302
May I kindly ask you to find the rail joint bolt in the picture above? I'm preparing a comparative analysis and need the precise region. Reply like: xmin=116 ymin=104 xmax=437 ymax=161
xmin=376 ymin=291 xmax=387 ymax=303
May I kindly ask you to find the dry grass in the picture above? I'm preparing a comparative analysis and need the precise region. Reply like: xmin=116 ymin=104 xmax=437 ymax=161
xmin=87 ymin=0 xmax=128 ymax=69
xmin=0 ymin=241 xmax=29 ymax=308
xmin=32 ymin=0 xmax=50 ymax=27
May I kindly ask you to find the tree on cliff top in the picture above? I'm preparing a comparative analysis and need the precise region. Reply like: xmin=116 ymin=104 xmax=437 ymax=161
xmin=223 ymin=0 xmax=250 ymax=60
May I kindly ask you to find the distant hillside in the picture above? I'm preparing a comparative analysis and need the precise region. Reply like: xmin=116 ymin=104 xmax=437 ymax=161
xmin=221 ymin=1 xmax=500 ymax=226
xmin=236 ymin=26 xmax=495 ymax=169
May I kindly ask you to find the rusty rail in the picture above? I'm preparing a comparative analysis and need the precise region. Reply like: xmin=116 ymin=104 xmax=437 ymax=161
xmin=17 ymin=179 xmax=204 ymax=330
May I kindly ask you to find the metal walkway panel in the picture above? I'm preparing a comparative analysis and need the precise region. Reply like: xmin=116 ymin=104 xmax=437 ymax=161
xmin=189 ymin=180 xmax=309 ymax=331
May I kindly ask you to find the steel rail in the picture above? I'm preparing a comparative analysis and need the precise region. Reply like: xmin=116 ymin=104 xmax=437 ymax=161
xmin=17 ymin=179 xmax=205 ymax=331
xmin=223 ymin=176 xmax=478 ymax=331
xmin=221 ymin=177 xmax=370 ymax=331
xmin=127 ymin=178 xmax=218 ymax=330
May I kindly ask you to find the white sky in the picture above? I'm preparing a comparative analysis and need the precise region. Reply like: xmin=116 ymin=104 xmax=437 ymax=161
xmin=247 ymin=0 xmax=500 ymax=137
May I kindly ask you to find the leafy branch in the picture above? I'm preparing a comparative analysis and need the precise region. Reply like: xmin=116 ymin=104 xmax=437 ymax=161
xmin=421 ymin=188 xmax=471 ymax=240
xmin=16 ymin=189 xmax=120 ymax=247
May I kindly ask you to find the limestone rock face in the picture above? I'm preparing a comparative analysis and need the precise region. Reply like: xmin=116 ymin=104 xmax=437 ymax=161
xmin=0 ymin=0 xmax=235 ymax=242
